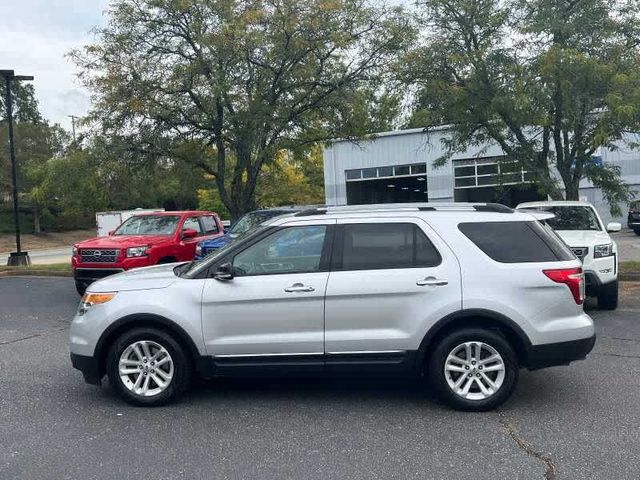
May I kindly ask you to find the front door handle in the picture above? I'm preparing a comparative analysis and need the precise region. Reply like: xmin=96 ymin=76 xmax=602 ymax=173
xmin=284 ymin=283 xmax=315 ymax=293
xmin=417 ymin=276 xmax=448 ymax=287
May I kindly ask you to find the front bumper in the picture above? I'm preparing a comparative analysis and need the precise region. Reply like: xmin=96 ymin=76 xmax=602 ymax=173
xmin=74 ymin=268 xmax=125 ymax=284
xmin=584 ymin=271 xmax=617 ymax=297
xmin=526 ymin=334 xmax=596 ymax=370
xmin=72 ymin=257 xmax=151 ymax=283
xmin=70 ymin=352 xmax=102 ymax=385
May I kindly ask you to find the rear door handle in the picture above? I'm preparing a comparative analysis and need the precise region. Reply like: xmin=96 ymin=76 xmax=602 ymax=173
xmin=417 ymin=276 xmax=448 ymax=287
xmin=284 ymin=283 xmax=315 ymax=293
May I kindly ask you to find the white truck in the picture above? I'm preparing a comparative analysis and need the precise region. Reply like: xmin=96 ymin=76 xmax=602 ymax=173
xmin=95 ymin=209 xmax=165 ymax=237
xmin=517 ymin=200 xmax=621 ymax=310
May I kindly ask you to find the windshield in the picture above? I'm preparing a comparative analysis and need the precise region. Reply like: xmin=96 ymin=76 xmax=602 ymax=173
xmin=114 ymin=215 xmax=180 ymax=235
xmin=229 ymin=210 xmax=291 ymax=235
xmin=524 ymin=206 xmax=602 ymax=231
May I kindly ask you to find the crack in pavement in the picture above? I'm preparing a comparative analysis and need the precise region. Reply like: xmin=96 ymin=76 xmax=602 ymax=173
xmin=0 ymin=327 xmax=67 ymax=347
xmin=599 ymin=335 xmax=640 ymax=344
xmin=592 ymin=351 xmax=640 ymax=359
xmin=497 ymin=410 xmax=558 ymax=480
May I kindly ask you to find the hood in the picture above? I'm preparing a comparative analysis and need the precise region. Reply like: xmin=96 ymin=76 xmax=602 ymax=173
xmin=87 ymin=262 xmax=183 ymax=293
xmin=76 ymin=234 xmax=173 ymax=249
xmin=555 ymin=230 xmax=613 ymax=247
xmin=199 ymin=232 xmax=236 ymax=248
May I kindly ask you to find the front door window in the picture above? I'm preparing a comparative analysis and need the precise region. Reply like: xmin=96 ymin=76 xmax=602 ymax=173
xmin=233 ymin=226 xmax=327 ymax=276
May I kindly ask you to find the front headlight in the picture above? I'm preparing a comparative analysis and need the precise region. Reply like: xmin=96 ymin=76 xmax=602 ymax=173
xmin=195 ymin=244 xmax=202 ymax=256
xmin=78 ymin=292 xmax=117 ymax=315
xmin=72 ymin=246 xmax=78 ymax=257
xmin=126 ymin=246 xmax=149 ymax=257
xmin=594 ymin=243 xmax=614 ymax=258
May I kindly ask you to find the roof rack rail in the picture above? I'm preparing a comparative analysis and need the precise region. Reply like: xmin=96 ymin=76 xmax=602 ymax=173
xmin=294 ymin=203 xmax=513 ymax=215
xmin=294 ymin=207 xmax=327 ymax=217
xmin=472 ymin=203 xmax=513 ymax=213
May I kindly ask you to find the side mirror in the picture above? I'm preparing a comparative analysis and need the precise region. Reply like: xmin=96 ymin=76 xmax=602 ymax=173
xmin=182 ymin=228 xmax=198 ymax=239
xmin=606 ymin=222 xmax=622 ymax=233
xmin=213 ymin=262 xmax=234 ymax=281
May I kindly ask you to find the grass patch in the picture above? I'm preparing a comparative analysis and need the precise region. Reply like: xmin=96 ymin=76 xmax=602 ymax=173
xmin=620 ymin=261 xmax=640 ymax=274
xmin=0 ymin=262 xmax=72 ymax=276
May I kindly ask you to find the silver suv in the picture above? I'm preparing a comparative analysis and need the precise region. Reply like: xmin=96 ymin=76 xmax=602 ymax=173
xmin=70 ymin=203 xmax=595 ymax=411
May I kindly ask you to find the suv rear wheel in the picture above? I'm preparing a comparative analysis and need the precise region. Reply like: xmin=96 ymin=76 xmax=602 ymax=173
xmin=106 ymin=328 xmax=191 ymax=406
xmin=428 ymin=328 xmax=518 ymax=411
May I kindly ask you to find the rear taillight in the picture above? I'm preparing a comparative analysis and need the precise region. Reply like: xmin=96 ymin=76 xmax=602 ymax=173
xmin=543 ymin=267 xmax=585 ymax=305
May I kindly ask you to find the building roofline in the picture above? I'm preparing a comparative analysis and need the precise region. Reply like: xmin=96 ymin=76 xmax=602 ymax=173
xmin=326 ymin=125 xmax=453 ymax=145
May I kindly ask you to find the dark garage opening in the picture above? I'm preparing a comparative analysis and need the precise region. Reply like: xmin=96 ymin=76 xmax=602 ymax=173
xmin=347 ymin=176 xmax=428 ymax=205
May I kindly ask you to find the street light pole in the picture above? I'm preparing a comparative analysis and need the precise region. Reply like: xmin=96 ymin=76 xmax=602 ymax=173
xmin=67 ymin=115 xmax=77 ymax=143
xmin=1 ymin=69 xmax=34 ymax=266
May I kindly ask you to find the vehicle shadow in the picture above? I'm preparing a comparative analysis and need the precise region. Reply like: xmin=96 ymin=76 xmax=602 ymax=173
xmin=171 ymin=375 xmax=455 ymax=412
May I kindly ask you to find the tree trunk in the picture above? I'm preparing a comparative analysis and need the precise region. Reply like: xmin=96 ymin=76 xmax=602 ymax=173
xmin=33 ymin=208 xmax=41 ymax=234
xmin=563 ymin=179 xmax=580 ymax=200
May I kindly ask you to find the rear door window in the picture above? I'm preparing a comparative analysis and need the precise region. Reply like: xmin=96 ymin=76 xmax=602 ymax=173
xmin=336 ymin=223 xmax=441 ymax=271
xmin=183 ymin=217 xmax=204 ymax=236
xmin=458 ymin=221 xmax=574 ymax=263
xmin=200 ymin=216 xmax=219 ymax=234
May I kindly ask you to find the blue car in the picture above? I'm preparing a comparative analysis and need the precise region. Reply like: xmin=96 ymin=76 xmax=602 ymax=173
xmin=194 ymin=207 xmax=305 ymax=260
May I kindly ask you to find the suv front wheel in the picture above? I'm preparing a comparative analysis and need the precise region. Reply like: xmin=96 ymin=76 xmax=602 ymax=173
xmin=597 ymin=280 xmax=619 ymax=310
xmin=428 ymin=328 xmax=519 ymax=411
xmin=106 ymin=328 xmax=191 ymax=406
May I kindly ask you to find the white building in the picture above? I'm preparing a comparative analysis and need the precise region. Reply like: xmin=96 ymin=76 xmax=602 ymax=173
xmin=323 ymin=127 xmax=640 ymax=224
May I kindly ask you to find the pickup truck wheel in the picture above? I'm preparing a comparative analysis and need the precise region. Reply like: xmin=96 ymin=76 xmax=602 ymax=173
xmin=428 ymin=328 xmax=518 ymax=411
xmin=634 ymin=228 xmax=640 ymax=236
xmin=106 ymin=328 xmax=191 ymax=406
xmin=75 ymin=281 xmax=87 ymax=296
xmin=598 ymin=280 xmax=619 ymax=310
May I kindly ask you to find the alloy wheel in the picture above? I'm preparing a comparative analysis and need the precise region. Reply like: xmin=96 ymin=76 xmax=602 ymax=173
xmin=118 ymin=340 xmax=174 ymax=397
xmin=444 ymin=341 xmax=505 ymax=401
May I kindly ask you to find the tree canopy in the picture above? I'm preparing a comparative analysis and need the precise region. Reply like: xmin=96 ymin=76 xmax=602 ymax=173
xmin=406 ymin=0 xmax=640 ymax=212
xmin=72 ymin=0 xmax=411 ymax=219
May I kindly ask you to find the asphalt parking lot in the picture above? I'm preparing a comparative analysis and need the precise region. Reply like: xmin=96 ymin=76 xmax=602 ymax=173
xmin=611 ymin=228 xmax=640 ymax=262
xmin=1 ymin=277 xmax=640 ymax=480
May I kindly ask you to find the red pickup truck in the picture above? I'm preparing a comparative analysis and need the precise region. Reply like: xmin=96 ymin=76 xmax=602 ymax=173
xmin=72 ymin=210 xmax=224 ymax=295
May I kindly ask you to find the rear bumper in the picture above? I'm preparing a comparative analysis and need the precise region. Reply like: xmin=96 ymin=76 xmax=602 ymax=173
xmin=70 ymin=352 xmax=102 ymax=385
xmin=526 ymin=334 xmax=596 ymax=370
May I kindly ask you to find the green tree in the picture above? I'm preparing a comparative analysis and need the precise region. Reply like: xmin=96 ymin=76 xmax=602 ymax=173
xmin=406 ymin=0 xmax=640 ymax=213
xmin=0 ymin=82 xmax=68 ymax=232
xmin=35 ymin=150 xmax=107 ymax=229
xmin=0 ymin=81 xmax=41 ymax=123
xmin=256 ymin=144 xmax=325 ymax=207
xmin=71 ymin=0 xmax=411 ymax=219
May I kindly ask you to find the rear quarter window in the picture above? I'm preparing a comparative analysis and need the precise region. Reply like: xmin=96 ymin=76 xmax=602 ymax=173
xmin=458 ymin=221 xmax=575 ymax=263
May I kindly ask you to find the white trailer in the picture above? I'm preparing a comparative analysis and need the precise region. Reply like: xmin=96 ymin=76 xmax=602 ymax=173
xmin=95 ymin=208 xmax=165 ymax=237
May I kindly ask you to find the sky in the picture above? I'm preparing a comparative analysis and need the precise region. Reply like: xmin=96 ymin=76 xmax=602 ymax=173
xmin=0 ymin=0 xmax=409 ymax=133
xmin=0 ymin=0 xmax=110 ymax=131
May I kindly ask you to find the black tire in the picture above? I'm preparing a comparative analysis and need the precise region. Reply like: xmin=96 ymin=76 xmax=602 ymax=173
xmin=634 ymin=229 xmax=640 ymax=236
xmin=75 ymin=280 xmax=87 ymax=296
xmin=428 ymin=328 xmax=519 ymax=411
xmin=598 ymin=280 xmax=619 ymax=310
xmin=106 ymin=327 xmax=192 ymax=406
xmin=157 ymin=257 xmax=177 ymax=264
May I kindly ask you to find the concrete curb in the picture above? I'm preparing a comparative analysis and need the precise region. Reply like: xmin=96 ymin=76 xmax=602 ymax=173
xmin=0 ymin=270 xmax=73 ymax=278
xmin=620 ymin=273 xmax=640 ymax=282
